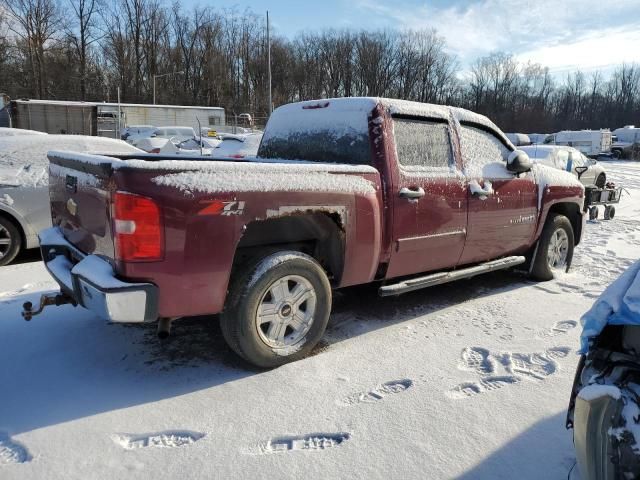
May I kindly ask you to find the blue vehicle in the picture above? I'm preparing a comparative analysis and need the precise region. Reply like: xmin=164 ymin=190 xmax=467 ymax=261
xmin=567 ymin=261 xmax=640 ymax=480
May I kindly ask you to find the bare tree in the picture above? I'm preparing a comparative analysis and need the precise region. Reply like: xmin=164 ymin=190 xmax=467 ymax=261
xmin=3 ymin=0 xmax=63 ymax=98
xmin=66 ymin=0 xmax=99 ymax=99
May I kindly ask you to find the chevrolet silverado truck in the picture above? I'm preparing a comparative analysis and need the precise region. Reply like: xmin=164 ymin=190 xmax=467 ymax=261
xmin=25 ymin=97 xmax=586 ymax=367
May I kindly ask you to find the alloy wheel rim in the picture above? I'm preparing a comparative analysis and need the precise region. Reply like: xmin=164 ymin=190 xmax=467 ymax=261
xmin=547 ymin=228 xmax=569 ymax=270
xmin=255 ymin=275 xmax=317 ymax=348
xmin=0 ymin=224 xmax=12 ymax=259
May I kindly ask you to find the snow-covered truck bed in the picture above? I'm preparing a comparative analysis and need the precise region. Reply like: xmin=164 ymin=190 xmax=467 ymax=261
xmin=30 ymin=97 xmax=586 ymax=367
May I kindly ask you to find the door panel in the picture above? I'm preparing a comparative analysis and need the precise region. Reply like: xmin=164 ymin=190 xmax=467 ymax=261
xmin=386 ymin=117 xmax=467 ymax=279
xmin=461 ymin=177 xmax=537 ymax=265
xmin=458 ymin=124 xmax=537 ymax=265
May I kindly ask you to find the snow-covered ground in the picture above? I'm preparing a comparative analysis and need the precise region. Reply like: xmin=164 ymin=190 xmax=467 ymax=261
xmin=1 ymin=161 xmax=638 ymax=479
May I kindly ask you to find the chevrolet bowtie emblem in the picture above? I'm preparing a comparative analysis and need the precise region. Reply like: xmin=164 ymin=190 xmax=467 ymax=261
xmin=66 ymin=198 xmax=78 ymax=216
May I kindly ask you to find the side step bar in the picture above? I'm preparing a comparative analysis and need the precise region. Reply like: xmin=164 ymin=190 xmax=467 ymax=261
xmin=378 ymin=256 xmax=526 ymax=297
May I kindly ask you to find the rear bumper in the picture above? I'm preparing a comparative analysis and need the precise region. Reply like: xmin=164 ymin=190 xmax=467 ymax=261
xmin=39 ymin=227 xmax=158 ymax=323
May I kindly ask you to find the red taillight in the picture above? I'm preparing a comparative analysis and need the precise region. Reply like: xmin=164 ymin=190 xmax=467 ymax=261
xmin=149 ymin=148 xmax=161 ymax=154
xmin=112 ymin=192 xmax=163 ymax=262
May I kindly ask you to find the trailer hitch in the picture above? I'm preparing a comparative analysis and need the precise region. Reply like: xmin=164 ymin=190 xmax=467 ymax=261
xmin=22 ymin=293 xmax=77 ymax=321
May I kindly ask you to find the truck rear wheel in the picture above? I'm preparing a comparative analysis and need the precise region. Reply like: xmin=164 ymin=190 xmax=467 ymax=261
xmin=530 ymin=214 xmax=574 ymax=281
xmin=221 ymin=251 xmax=332 ymax=368
xmin=0 ymin=216 xmax=22 ymax=267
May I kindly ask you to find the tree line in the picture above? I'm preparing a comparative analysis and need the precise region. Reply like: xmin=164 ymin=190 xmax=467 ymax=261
xmin=1 ymin=0 xmax=639 ymax=133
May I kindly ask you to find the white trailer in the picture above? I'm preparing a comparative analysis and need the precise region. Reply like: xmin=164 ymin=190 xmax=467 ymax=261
xmin=544 ymin=130 xmax=612 ymax=157
xmin=0 ymin=99 xmax=226 ymax=138
xmin=96 ymin=103 xmax=225 ymax=138
xmin=610 ymin=126 xmax=640 ymax=159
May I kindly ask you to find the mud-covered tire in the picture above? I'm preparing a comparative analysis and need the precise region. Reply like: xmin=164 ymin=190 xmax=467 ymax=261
xmin=0 ymin=216 xmax=22 ymax=267
xmin=530 ymin=214 xmax=574 ymax=281
xmin=574 ymin=352 xmax=640 ymax=480
xmin=220 ymin=251 xmax=332 ymax=368
xmin=595 ymin=173 xmax=606 ymax=188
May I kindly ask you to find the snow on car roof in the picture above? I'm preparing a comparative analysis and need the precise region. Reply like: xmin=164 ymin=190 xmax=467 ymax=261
xmin=0 ymin=135 xmax=143 ymax=187
xmin=0 ymin=127 xmax=47 ymax=137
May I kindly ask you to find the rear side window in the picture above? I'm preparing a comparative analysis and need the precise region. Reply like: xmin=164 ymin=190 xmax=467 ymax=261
xmin=393 ymin=118 xmax=452 ymax=168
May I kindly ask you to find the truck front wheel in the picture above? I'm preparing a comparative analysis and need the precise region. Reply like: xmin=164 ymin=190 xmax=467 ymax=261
xmin=221 ymin=251 xmax=332 ymax=368
xmin=530 ymin=214 xmax=575 ymax=281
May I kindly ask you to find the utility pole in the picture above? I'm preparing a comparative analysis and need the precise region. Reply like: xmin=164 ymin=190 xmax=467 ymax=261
xmin=267 ymin=11 xmax=272 ymax=116
xmin=153 ymin=71 xmax=184 ymax=105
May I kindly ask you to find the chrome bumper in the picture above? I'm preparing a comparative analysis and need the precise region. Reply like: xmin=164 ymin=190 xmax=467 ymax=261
xmin=39 ymin=227 xmax=158 ymax=323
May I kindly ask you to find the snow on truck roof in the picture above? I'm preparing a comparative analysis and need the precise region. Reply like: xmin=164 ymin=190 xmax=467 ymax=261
xmin=270 ymin=97 xmax=509 ymax=140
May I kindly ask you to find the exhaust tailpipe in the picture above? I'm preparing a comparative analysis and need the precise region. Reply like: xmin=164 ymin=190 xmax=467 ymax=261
xmin=157 ymin=318 xmax=172 ymax=339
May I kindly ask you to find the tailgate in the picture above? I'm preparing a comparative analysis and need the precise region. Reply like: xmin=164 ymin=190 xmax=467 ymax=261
xmin=48 ymin=152 xmax=115 ymax=258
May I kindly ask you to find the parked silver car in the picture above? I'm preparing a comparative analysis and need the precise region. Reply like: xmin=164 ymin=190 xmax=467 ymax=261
xmin=0 ymin=134 xmax=143 ymax=265
xmin=520 ymin=145 xmax=607 ymax=187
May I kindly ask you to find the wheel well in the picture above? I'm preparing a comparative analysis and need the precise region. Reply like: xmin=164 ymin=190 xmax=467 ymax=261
xmin=548 ymin=203 xmax=582 ymax=245
xmin=233 ymin=213 xmax=345 ymax=283
xmin=0 ymin=210 xmax=26 ymax=248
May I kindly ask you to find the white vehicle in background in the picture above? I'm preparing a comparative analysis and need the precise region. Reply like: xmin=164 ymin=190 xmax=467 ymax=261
xmin=153 ymin=126 xmax=196 ymax=143
xmin=124 ymin=126 xmax=197 ymax=148
xmin=214 ymin=132 xmax=263 ymax=158
xmin=135 ymin=137 xmax=171 ymax=154
xmin=527 ymin=133 xmax=550 ymax=144
xmin=0 ymin=128 xmax=47 ymax=137
xmin=544 ymin=130 xmax=612 ymax=157
xmin=505 ymin=133 xmax=531 ymax=146
xmin=612 ymin=125 xmax=640 ymax=158
xmin=120 ymin=125 xmax=155 ymax=142
xmin=520 ymin=144 xmax=607 ymax=188
xmin=0 ymin=135 xmax=143 ymax=265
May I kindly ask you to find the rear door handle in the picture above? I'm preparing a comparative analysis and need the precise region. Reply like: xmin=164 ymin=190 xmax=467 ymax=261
xmin=399 ymin=187 xmax=425 ymax=199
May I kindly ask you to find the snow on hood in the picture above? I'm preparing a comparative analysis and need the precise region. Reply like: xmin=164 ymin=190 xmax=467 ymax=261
xmin=531 ymin=163 xmax=584 ymax=210
xmin=580 ymin=260 xmax=640 ymax=353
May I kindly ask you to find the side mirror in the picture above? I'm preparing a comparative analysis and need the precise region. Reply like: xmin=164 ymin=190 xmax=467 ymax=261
xmin=575 ymin=166 xmax=588 ymax=179
xmin=507 ymin=150 xmax=533 ymax=174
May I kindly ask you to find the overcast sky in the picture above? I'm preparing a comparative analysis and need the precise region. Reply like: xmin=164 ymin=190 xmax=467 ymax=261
xmin=204 ymin=0 xmax=640 ymax=75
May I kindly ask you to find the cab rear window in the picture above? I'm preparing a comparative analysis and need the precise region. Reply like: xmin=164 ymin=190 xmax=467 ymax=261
xmin=258 ymin=105 xmax=372 ymax=165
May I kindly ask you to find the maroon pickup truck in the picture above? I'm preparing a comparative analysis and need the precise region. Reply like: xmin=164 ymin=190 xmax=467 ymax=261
xmin=26 ymin=97 xmax=586 ymax=367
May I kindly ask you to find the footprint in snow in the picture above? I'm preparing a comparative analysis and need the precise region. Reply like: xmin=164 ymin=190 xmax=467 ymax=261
xmin=537 ymin=320 xmax=578 ymax=338
xmin=449 ymin=346 xmax=571 ymax=399
xmin=338 ymin=379 xmax=413 ymax=406
xmin=0 ymin=432 xmax=31 ymax=465
xmin=447 ymin=376 xmax=521 ymax=399
xmin=112 ymin=431 xmax=205 ymax=450
xmin=458 ymin=347 xmax=497 ymax=375
xmin=250 ymin=433 xmax=351 ymax=455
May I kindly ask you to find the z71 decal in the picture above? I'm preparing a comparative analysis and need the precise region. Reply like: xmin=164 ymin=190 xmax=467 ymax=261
xmin=198 ymin=200 xmax=246 ymax=216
